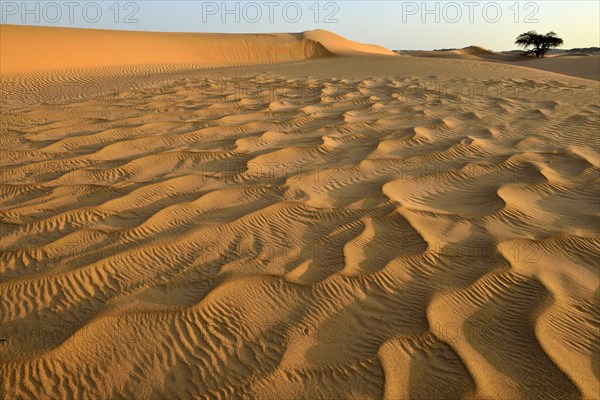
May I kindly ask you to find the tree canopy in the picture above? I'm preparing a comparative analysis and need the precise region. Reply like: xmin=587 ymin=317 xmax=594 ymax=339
xmin=515 ymin=31 xmax=564 ymax=58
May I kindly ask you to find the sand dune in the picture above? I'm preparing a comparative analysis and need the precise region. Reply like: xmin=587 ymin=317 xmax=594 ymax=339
xmin=404 ymin=46 xmax=600 ymax=81
xmin=517 ymin=55 xmax=600 ymax=81
xmin=303 ymin=30 xmax=398 ymax=56
xmin=1 ymin=26 xmax=599 ymax=400
xmin=405 ymin=46 xmax=511 ymax=61
xmin=0 ymin=25 xmax=326 ymax=74
xmin=0 ymin=25 xmax=397 ymax=76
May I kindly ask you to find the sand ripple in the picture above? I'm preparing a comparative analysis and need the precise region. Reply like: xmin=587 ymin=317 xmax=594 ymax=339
xmin=1 ymin=71 xmax=599 ymax=399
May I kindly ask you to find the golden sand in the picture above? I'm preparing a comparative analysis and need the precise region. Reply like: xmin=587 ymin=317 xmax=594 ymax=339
xmin=1 ymin=25 xmax=599 ymax=399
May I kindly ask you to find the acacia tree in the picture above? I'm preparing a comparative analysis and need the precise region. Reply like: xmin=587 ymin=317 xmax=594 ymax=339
xmin=515 ymin=31 xmax=564 ymax=58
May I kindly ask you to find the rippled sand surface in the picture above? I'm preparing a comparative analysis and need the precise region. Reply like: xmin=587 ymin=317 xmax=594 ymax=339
xmin=1 ymin=26 xmax=599 ymax=400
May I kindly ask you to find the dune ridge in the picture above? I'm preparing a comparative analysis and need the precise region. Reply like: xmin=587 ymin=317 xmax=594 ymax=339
xmin=0 ymin=25 xmax=398 ymax=76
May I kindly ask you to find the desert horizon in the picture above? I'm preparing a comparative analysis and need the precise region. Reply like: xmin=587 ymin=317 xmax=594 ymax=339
xmin=1 ymin=2 xmax=599 ymax=399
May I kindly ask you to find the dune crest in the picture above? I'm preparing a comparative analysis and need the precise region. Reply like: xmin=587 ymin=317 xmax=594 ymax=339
xmin=303 ymin=29 xmax=398 ymax=56
xmin=0 ymin=25 xmax=399 ymax=75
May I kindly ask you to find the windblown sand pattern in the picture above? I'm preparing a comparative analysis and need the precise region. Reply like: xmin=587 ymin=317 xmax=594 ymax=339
xmin=1 ymin=26 xmax=599 ymax=400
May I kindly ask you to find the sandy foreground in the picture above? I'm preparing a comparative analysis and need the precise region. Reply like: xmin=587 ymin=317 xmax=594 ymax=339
xmin=1 ymin=25 xmax=599 ymax=399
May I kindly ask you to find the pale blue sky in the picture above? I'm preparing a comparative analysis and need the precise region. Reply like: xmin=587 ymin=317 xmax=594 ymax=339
xmin=2 ymin=1 xmax=598 ymax=50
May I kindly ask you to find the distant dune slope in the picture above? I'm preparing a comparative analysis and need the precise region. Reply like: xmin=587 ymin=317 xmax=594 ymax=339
xmin=452 ymin=46 xmax=496 ymax=56
xmin=0 ymin=25 xmax=397 ymax=75
xmin=404 ymin=47 xmax=512 ymax=62
xmin=404 ymin=46 xmax=600 ymax=80
xmin=517 ymin=55 xmax=600 ymax=81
